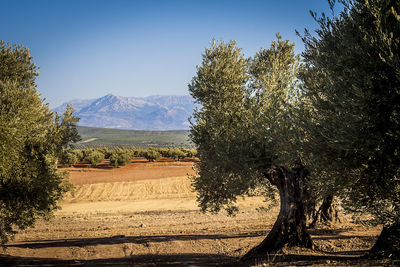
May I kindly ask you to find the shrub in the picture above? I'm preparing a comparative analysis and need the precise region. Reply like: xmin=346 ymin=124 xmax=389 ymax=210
xmin=157 ymin=148 xmax=169 ymax=157
xmin=135 ymin=148 xmax=146 ymax=157
xmin=109 ymin=148 xmax=133 ymax=167
xmin=186 ymin=148 xmax=197 ymax=158
xmin=170 ymin=148 xmax=186 ymax=161
xmin=86 ymin=151 xmax=104 ymax=167
xmin=99 ymin=147 xmax=111 ymax=159
xmin=81 ymin=148 xmax=94 ymax=160
xmin=129 ymin=148 xmax=141 ymax=157
xmin=72 ymin=149 xmax=84 ymax=161
xmin=60 ymin=149 xmax=78 ymax=167
xmin=144 ymin=150 xmax=161 ymax=162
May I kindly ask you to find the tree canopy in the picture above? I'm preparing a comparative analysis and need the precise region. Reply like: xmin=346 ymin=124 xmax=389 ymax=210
xmin=0 ymin=41 xmax=79 ymax=244
xmin=190 ymin=0 xmax=399 ymax=260
xmin=189 ymin=36 xmax=313 ymax=258
xmin=299 ymin=0 xmax=399 ymax=258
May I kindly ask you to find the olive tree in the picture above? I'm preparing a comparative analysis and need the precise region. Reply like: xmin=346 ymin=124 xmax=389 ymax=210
xmin=86 ymin=150 xmax=105 ymax=167
xmin=0 ymin=41 xmax=78 ymax=244
xmin=109 ymin=148 xmax=133 ymax=167
xmin=299 ymin=0 xmax=400 ymax=258
xmin=189 ymin=36 xmax=313 ymax=259
xmin=60 ymin=149 xmax=79 ymax=167
xmin=55 ymin=104 xmax=80 ymax=149
xmin=144 ymin=149 xmax=161 ymax=162
xmin=170 ymin=148 xmax=186 ymax=161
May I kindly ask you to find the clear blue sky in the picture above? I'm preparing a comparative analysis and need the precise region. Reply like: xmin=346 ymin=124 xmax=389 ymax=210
xmin=1 ymin=0 xmax=334 ymax=107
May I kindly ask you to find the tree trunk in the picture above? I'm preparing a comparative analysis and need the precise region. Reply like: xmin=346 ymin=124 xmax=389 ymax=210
xmin=320 ymin=195 xmax=334 ymax=221
xmin=309 ymin=194 xmax=340 ymax=228
xmin=369 ymin=223 xmax=400 ymax=259
xmin=241 ymin=166 xmax=313 ymax=261
xmin=303 ymin=183 xmax=317 ymax=222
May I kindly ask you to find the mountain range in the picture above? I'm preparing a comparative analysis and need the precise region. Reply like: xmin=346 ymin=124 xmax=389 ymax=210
xmin=53 ymin=94 xmax=196 ymax=130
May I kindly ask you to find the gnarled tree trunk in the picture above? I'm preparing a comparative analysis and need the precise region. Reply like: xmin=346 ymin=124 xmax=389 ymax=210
xmin=242 ymin=166 xmax=313 ymax=261
xmin=309 ymin=194 xmax=340 ymax=228
xmin=303 ymin=183 xmax=317 ymax=223
xmin=319 ymin=194 xmax=334 ymax=222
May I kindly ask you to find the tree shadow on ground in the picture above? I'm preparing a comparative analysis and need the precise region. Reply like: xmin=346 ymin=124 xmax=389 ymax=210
xmin=308 ymin=227 xmax=354 ymax=236
xmin=129 ymin=160 xmax=149 ymax=164
xmin=241 ymin=251 xmax=397 ymax=267
xmin=70 ymin=163 xmax=113 ymax=169
xmin=2 ymin=252 xmax=396 ymax=267
xmin=309 ymin=227 xmax=376 ymax=241
xmin=0 ymin=253 xmax=238 ymax=267
xmin=7 ymin=231 xmax=266 ymax=249
xmin=4 ymin=228 xmax=392 ymax=266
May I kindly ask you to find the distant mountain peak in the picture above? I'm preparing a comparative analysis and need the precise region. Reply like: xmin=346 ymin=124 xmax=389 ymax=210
xmin=103 ymin=93 xmax=120 ymax=98
xmin=53 ymin=94 xmax=195 ymax=130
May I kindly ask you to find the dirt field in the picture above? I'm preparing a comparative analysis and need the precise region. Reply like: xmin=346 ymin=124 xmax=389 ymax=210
xmin=0 ymin=158 xmax=396 ymax=266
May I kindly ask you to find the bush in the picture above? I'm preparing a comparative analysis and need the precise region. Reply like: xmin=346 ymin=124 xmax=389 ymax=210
xmin=81 ymin=148 xmax=94 ymax=160
xmin=157 ymin=148 xmax=170 ymax=157
xmin=135 ymin=148 xmax=147 ymax=157
xmin=109 ymin=148 xmax=133 ymax=167
xmin=60 ymin=149 xmax=78 ymax=167
xmin=72 ymin=149 xmax=84 ymax=161
xmin=86 ymin=151 xmax=104 ymax=167
xmin=129 ymin=148 xmax=141 ymax=157
xmin=144 ymin=150 xmax=161 ymax=162
xmin=170 ymin=148 xmax=186 ymax=161
xmin=99 ymin=147 xmax=111 ymax=159
xmin=186 ymin=148 xmax=197 ymax=158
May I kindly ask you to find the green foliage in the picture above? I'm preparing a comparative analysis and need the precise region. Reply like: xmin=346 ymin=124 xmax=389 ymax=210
xmin=60 ymin=149 xmax=79 ymax=167
xmin=189 ymin=36 xmax=300 ymax=214
xmin=135 ymin=148 xmax=147 ymax=157
xmin=98 ymin=147 xmax=111 ymax=159
xmin=169 ymin=147 xmax=186 ymax=161
xmin=55 ymin=105 xmax=80 ymax=150
xmin=85 ymin=150 xmax=105 ymax=167
xmin=71 ymin=149 xmax=84 ymax=161
xmin=109 ymin=148 xmax=133 ymax=167
xmin=157 ymin=148 xmax=170 ymax=157
xmin=70 ymin=146 xmax=195 ymax=167
xmin=81 ymin=148 xmax=94 ymax=160
xmin=144 ymin=150 xmax=161 ymax=162
xmin=0 ymin=41 xmax=37 ymax=88
xmin=0 ymin=41 xmax=78 ymax=244
xmin=181 ymin=148 xmax=197 ymax=158
xmin=299 ymin=0 xmax=400 ymax=230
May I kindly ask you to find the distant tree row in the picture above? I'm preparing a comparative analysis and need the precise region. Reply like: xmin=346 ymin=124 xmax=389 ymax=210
xmin=71 ymin=143 xmax=193 ymax=150
xmin=59 ymin=147 xmax=198 ymax=167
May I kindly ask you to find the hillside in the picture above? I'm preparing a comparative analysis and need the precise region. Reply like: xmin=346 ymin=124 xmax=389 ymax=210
xmin=54 ymin=94 xmax=196 ymax=130
xmin=75 ymin=126 xmax=191 ymax=148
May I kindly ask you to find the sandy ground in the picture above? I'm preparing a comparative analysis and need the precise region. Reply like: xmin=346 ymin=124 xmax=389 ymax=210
xmin=0 ymin=159 xmax=397 ymax=266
